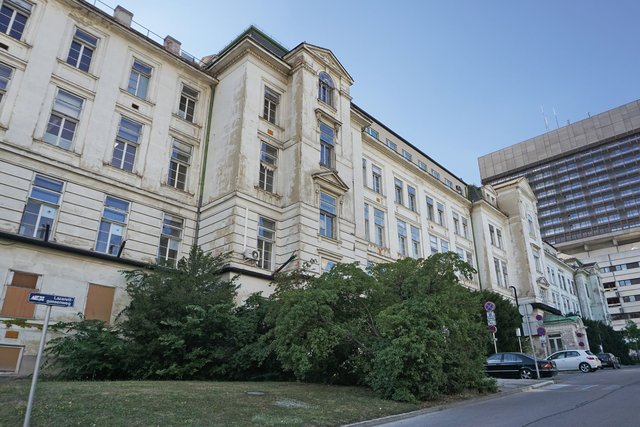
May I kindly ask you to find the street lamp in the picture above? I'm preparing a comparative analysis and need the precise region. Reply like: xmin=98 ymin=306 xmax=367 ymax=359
xmin=509 ymin=285 xmax=522 ymax=336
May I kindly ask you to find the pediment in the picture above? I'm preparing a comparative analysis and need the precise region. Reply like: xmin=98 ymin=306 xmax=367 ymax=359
xmin=536 ymin=276 xmax=550 ymax=287
xmin=312 ymin=170 xmax=350 ymax=194
xmin=285 ymin=43 xmax=353 ymax=84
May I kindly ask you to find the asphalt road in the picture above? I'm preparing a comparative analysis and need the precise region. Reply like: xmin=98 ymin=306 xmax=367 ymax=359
xmin=378 ymin=365 xmax=640 ymax=427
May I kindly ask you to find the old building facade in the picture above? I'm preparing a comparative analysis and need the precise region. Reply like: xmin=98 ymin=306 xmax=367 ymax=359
xmin=0 ymin=0 xmax=607 ymax=374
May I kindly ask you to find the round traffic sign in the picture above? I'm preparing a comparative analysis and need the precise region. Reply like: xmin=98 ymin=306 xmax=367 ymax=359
xmin=484 ymin=301 xmax=496 ymax=312
xmin=535 ymin=314 xmax=543 ymax=321
xmin=536 ymin=327 xmax=546 ymax=336
xmin=487 ymin=325 xmax=497 ymax=333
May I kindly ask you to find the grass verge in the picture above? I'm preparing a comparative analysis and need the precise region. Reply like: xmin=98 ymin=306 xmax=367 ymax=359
xmin=0 ymin=379 xmax=487 ymax=426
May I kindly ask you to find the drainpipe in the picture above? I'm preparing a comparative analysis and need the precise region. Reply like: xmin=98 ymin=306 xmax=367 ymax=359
xmin=194 ymin=83 xmax=216 ymax=247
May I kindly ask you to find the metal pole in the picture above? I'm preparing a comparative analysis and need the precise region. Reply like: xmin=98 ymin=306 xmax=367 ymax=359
xmin=24 ymin=304 xmax=51 ymax=427
xmin=523 ymin=305 xmax=541 ymax=380
xmin=509 ymin=285 xmax=522 ymax=336
xmin=518 ymin=335 xmax=523 ymax=353
xmin=492 ymin=333 xmax=498 ymax=353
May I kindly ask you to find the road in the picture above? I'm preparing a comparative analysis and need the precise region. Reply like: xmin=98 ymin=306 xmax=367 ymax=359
xmin=378 ymin=366 xmax=640 ymax=427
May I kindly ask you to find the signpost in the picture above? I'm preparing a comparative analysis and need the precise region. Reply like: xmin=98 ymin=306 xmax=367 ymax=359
xmin=518 ymin=303 xmax=540 ymax=380
xmin=484 ymin=301 xmax=498 ymax=353
xmin=23 ymin=293 xmax=75 ymax=427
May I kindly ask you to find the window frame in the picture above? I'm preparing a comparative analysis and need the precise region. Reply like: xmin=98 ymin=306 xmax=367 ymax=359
xmin=319 ymin=191 xmax=338 ymax=239
xmin=19 ymin=174 xmax=64 ymax=240
xmin=257 ymin=216 xmax=276 ymax=270
xmin=318 ymin=71 xmax=334 ymax=106
xmin=372 ymin=165 xmax=383 ymax=194
xmin=127 ymin=58 xmax=152 ymax=99
xmin=373 ymin=207 xmax=385 ymax=247
xmin=95 ymin=195 xmax=130 ymax=256
xmin=167 ymin=139 xmax=192 ymax=191
xmin=263 ymin=86 xmax=279 ymax=125
xmin=258 ymin=140 xmax=278 ymax=193
xmin=0 ymin=0 xmax=32 ymax=41
xmin=112 ymin=116 xmax=143 ymax=173
xmin=178 ymin=84 xmax=199 ymax=122
xmin=0 ymin=61 xmax=14 ymax=103
xmin=397 ymin=219 xmax=408 ymax=256
xmin=157 ymin=213 xmax=184 ymax=266
xmin=66 ymin=27 xmax=98 ymax=73
xmin=43 ymin=88 xmax=84 ymax=150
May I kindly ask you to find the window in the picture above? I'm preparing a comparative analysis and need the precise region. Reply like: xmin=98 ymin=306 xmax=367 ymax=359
xmin=19 ymin=174 xmax=64 ymax=239
xmin=501 ymin=260 xmax=508 ymax=287
xmin=489 ymin=224 xmax=496 ymax=245
xmin=374 ymin=208 xmax=385 ymax=246
xmin=167 ymin=140 xmax=192 ymax=191
xmin=372 ymin=165 xmax=382 ymax=194
xmin=257 ymin=216 xmax=276 ymax=270
xmin=440 ymin=239 xmax=449 ymax=253
xmin=262 ymin=86 xmax=279 ymax=124
xmin=436 ymin=202 xmax=445 ymax=226
xmin=418 ymin=160 xmax=428 ymax=171
xmin=410 ymin=225 xmax=421 ymax=258
xmin=178 ymin=84 xmax=198 ymax=122
xmin=66 ymin=28 xmax=98 ymax=72
xmin=402 ymin=149 xmax=412 ymax=161
xmin=127 ymin=59 xmax=152 ymax=99
xmin=318 ymin=71 xmax=334 ymax=105
xmin=95 ymin=196 xmax=129 ymax=255
xmin=452 ymin=212 xmax=460 ymax=235
xmin=431 ymin=169 xmax=440 ymax=180
xmin=465 ymin=250 xmax=473 ymax=266
xmin=319 ymin=122 xmax=334 ymax=167
xmin=0 ymin=0 xmax=32 ymax=41
xmin=494 ymin=258 xmax=503 ymax=287
xmin=386 ymin=139 xmax=397 ymax=151
xmin=319 ymin=192 xmax=337 ymax=239
xmin=1 ymin=271 xmax=38 ymax=318
xmin=461 ymin=217 xmax=469 ymax=239
xmin=84 ymin=284 xmax=115 ymax=323
xmin=496 ymin=228 xmax=504 ymax=249
xmin=426 ymin=196 xmax=434 ymax=221
xmin=158 ymin=213 xmax=183 ymax=266
xmin=527 ymin=214 xmax=536 ymax=238
xmin=397 ymin=220 xmax=407 ymax=256
xmin=407 ymin=186 xmax=417 ymax=212
xmin=43 ymin=89 xmax=84 ymax=150
xmin=321 ymin=259 xmax=337 ymax=273
xmin=394 ymin=178 xmax=403 ymax=205
xmin=364 ymin=203 xmax=370 ymax=241
xmin=364 ymin=127 xmax=379 ymax=139
xmin=445 ymin=178 xmax=453 ymax=188
xmin=429 ymin=234 xmax=438 ymax=254
xmin=112 ymin=116 xmax=143 ymax=172
xmin=259 ymin=141 xmax=277 ymax=193
xmin=0 ymin=62 xmax=13 ymax=102
xmin=533 ymin=249 xmax=542 ymax=273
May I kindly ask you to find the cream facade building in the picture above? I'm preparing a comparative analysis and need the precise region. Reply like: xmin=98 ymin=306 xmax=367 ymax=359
xmin=0 ymin=0 xmax=607 ymax=374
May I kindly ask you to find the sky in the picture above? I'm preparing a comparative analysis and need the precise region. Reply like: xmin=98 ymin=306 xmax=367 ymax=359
xmin=106 ymin=0 xmax=640 ymax=184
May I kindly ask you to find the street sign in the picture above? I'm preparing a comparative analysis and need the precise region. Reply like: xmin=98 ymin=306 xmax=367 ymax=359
xmin=537 ymin=327 xmax=546 ymax=336
xmin=484 ymin=301 xmax=496 ymax=311
xmin=518 ymin=303 xmax=533 ymax=316
xmin=486 ymin=311 xmax=497 ymax=326
xmin=487 ymin=325 xmax=497 ymax=333
xmin=28 ymin=293 xmax=75 ymax=308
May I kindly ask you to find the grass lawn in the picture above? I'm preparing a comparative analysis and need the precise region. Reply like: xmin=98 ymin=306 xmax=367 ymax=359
xmin=0 ymin=379 xmax=486 ymax=426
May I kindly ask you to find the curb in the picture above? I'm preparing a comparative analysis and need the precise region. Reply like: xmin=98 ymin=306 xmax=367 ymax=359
xmin=343 ymin=380 xmax=555 ymax=427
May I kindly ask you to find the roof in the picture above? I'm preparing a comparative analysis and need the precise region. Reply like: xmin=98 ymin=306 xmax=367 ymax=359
xmin=212 ymin=25 xmax=289 ymax=63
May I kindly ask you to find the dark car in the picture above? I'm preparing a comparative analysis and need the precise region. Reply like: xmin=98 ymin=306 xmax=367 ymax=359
xmin=597 ymin=353 xmax=621 ymax=369
xmin=486 ymin=352 xmax=558 ymax=379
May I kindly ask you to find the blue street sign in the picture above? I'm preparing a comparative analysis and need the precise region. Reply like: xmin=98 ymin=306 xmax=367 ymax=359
xmin=28 ymin=292 xmax=75 ymax=308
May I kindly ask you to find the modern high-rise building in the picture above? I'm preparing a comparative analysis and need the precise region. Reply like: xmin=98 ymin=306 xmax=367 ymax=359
xmin=479 ymin=100 xmax=640 ymax=330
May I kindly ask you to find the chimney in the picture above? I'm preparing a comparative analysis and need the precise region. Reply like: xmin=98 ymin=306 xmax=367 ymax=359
xmin=164 ymin=36 xmax=181 ymax=55
xmin=113 ymin=5 xmax=133 ymax=28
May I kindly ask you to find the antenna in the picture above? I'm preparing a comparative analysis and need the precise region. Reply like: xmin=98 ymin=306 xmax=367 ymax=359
xmin=541 ymin=106 xmax=549 ymax=130
xmin=553 ymin=107 xmax=560 ymax=129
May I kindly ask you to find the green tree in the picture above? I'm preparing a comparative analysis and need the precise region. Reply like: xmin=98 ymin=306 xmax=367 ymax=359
xmin=119 ymin=246 xmax=239 ymax=379
xmin=475 ymin=291 xmax=522 ymax=354
xmin=582 ymin=318 xmax=631 ymax=364
xmin=624 ymin=320 xmax=640 ymax=361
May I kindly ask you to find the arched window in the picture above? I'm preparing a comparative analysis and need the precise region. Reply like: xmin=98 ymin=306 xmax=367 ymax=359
xmin=318 ymin=72 xmax=334 ymax=106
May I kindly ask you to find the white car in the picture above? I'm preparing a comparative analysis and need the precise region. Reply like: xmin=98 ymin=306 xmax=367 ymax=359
xmin=547 ymin=350 xmax=602 ymax=373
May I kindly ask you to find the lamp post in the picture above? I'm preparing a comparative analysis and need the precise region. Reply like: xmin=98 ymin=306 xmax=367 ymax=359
xmin=509 ymin=285 xmax=522 ymax=336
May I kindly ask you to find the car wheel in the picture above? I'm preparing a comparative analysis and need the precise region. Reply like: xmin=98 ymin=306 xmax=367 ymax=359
xmin=520 ymin=368 xmax=534 ymax=379
xmin=579 ymin=362 xmax=592 ymax=373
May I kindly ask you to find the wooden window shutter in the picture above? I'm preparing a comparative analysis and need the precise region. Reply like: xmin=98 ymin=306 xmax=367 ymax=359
xmin=0 ymin=272 xmax=39 ymax=318
xmin=0 ymin=346 xmax=22 ymax=372
xmin=84 ymin=284 xmax=115 ymax=323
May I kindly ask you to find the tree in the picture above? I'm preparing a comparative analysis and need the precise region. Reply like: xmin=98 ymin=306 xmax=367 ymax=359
xmin=475 ymin=291 xmax=522 ymax=354
xmin=624 ymin=320 xmax=640 ymax=361
xmin=582 ymin=318 xmax=631 ymax=364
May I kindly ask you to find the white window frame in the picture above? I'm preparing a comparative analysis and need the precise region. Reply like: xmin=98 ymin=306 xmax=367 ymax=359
xmin=0 ymin=0 xmax=32 ymax=41
xmin=66 ymin=27 xmax=98 ymax=72
xmin=167 ymin=139 xmax=192 ymax=191
xmin=178 ymin=84 xmax=199 ymax=122
xmin=397 ymin=219 xmax=408 ymax=257
xmin=259 ymin=141 xmax=277 ymax=193
xmin=157 ymin=213 xmax=184 ymax=266
xmin=373 ymin=208 xmax=385 ymax=247
xmin=95 ymin=196 xmax=129 ymax=255
xmin=43 ymin=88 xmax=84 ymax=150
xmin=112 ymin=116 xmax=143 ymax=172
xmin=257 ymin=216 xmax=276 ymax=270
xmin=127 ymin=58 xmax=152 ymax=99
xmin=319 ymin=191 xmax=337 ymax=239
xmin=19 ymin=174 xmax=64 ymax=239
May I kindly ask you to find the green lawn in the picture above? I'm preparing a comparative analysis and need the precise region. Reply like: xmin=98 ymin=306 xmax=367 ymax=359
xmin=0 ymin=379 xmax=485 ymax=426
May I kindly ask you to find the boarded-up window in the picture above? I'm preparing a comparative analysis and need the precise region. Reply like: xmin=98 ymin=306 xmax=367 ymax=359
xmin=84 ymin=284 xmax=115 ymax=323
xmin=0 ymin=345 xmax=22 ymax=372
xmin=1 ymin=272 xmax=39 ymax=318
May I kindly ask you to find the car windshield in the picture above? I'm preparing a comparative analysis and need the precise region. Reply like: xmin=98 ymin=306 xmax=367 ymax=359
xmin=586 ymin=350 xmax=595 ymax=355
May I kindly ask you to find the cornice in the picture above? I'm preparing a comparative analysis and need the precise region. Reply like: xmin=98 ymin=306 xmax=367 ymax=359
xmin=208 ymin=38 xmax=291 ymax=78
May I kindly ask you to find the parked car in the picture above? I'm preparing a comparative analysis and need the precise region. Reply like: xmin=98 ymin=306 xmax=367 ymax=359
xmin=546 ymin=350 xmax=602 ymax=372
xmin=597 ymin=353 xmax=621 ymax=369
xmin=485 ymin=352 xmax=558 ymax=379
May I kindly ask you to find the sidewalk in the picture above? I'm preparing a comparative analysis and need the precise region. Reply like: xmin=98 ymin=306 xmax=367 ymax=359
xmin=345 ymin=378 xmax=555 ymax=427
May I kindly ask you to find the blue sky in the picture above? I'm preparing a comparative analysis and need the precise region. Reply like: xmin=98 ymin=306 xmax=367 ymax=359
xmin=111 ymin=0 xmax=639 ymax=183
